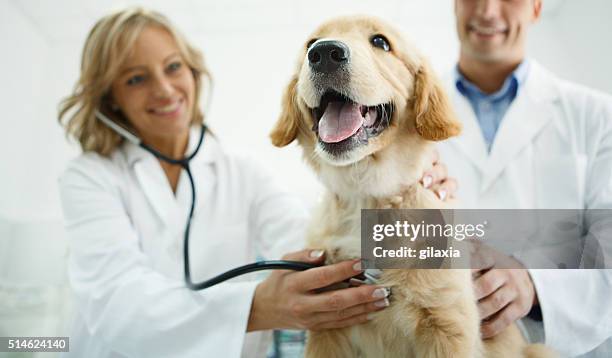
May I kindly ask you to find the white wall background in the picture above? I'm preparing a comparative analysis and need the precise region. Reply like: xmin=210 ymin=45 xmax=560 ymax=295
xmin=1 ymin=0 xmax=611 ymax=344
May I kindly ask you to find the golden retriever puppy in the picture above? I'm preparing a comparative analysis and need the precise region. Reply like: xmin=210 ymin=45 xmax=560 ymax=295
xmin=270 ymin=15 xmax=555 ymax=358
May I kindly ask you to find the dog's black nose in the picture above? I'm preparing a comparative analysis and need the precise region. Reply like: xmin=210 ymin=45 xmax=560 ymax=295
xmin=308 ymin=40 xmax=350 ymax=73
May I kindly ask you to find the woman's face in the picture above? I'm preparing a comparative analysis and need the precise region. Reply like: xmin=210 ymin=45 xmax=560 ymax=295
xmin=110 ymin=26 xmax=195 ymax=143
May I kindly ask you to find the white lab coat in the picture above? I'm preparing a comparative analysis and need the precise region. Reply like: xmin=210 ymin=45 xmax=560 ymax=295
xmin=58 ymin=128 xmax=308 ymax=358
xmin=438 ymin=61 xmax=612 ymax=357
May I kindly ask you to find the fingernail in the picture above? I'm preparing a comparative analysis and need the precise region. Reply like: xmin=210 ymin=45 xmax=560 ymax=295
xmin=309 ymin=249 xmax=324 ymax=258
xmin=438 ymin=189 xmax=447 ymax=201
xmin=372 ymin=287 xmax=391 ymax=299
xmin=422 ymin=175 xmax=433 ymax=188
xmin=349 ymin=278 xmax=365 ymax=286
xmin=353 ymin=261 xmax=362 ymax=272
xmin=374 ymin=298 xmax=390 ymax=308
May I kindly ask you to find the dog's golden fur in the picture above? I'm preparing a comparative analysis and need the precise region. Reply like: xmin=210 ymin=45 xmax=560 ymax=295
xmin=271 ymin=15 xmax=555 ymax=358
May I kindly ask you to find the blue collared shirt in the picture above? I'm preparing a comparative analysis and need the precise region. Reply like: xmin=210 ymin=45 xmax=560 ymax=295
xmin=454 ymin=61 xmax=530 ymax=152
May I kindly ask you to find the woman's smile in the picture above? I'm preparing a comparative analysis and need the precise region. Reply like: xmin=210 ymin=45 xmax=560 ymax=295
xmin=147 ymin=97 xmax=185 ymax=119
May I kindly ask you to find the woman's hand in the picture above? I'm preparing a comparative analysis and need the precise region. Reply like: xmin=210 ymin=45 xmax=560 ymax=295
xmin=247 ymin=249 xmax=391 ymax=332
xmin=421 ymin=148 xmax=457 ymax=201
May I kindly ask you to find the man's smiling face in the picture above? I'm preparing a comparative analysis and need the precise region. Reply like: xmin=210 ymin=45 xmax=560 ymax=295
xmin=455 ymin=0 xmax=542 ymax=63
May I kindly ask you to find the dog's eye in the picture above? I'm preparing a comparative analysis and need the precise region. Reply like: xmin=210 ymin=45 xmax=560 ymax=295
xmin=371 ymin=34 xmax=391 ymax=52
xmin=306 ymin=38 xmax=319 ymax=50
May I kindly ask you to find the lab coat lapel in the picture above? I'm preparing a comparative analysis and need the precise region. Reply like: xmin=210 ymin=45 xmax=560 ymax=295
xmin=480 ymin=63 xmax=558 ymax=193
xmin=132 ymin=152 xmax=183 ymax=230
xmin=175 ymin=129 xmax=219 ymax=220
xmin=446 ymin=85 xmax=489 ymax=174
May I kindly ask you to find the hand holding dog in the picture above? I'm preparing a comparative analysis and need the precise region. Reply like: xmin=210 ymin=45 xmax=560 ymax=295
xmin=421 ymin=148 xmax=457 ymax=201
xmin=426 ymin=151 xmax=536 ymax=339
xmin=472 ymin=248 xmax=538 ymax=339
xmin=247 ymin=249 xmax=390 ymax=332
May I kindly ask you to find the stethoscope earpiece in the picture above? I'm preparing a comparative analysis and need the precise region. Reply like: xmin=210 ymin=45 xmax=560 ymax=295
xmin=94 ymin=110 xmax=141 ymax=145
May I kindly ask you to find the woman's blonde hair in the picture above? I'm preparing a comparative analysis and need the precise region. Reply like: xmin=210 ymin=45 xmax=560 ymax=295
xmin=58 ymin=7 xmax=211 ymax=156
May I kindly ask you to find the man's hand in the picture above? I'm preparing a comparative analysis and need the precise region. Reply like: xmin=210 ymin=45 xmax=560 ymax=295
xmin=472 ymin=255 xmax=538 ymax=338
xmin=421 ymin=148 xmax=457 ymax=201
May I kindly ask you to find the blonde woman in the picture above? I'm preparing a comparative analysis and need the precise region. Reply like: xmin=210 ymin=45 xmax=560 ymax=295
xmin=55 ymin=7 xmax=457 ymax=357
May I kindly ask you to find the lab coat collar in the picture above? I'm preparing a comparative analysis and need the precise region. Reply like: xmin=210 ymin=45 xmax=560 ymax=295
xmin=445 ymin=60 xmax=560 ymax=192
xmin=122 ymin=125 xmax=218 ymax=167
xmin=447 ymin=88 xmax=489 ymax=173
xmin=120 ymin=125 xmax=219 ymax=230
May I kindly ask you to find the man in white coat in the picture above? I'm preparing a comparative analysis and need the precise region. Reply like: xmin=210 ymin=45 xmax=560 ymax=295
xmin=438 ymin=0 xmax=612 ymax=356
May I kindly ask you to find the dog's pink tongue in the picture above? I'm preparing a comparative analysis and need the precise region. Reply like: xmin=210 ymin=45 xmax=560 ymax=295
xmin=319 ymin=102 xmax=364 ymax=143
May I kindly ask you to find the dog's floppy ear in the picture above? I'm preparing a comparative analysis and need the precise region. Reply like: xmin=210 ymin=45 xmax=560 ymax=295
xmin=270 ymin=76 xmax=302 ymax=147
xmin=412 ymin=61 xmax=462 ymax=141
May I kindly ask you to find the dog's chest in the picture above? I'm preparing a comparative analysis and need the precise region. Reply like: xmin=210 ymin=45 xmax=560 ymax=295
xmin=316 ymin=187 xmax=423 ymax=264
xmin=323 ymin=223 xmax=361 ymax=264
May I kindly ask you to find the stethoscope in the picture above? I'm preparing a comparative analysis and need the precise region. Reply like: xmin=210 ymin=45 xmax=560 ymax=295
xmin=94 ymin=109 xmax=322 ymax=290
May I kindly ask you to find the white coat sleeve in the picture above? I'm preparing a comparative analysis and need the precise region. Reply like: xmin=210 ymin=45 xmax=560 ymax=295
xmin=59 ymin=157 xmax=258 ymax=358
xmin=527 ymin=90 xmax=612 ymax=356
xmin=244 ymin=158 xmax=310 ymax=260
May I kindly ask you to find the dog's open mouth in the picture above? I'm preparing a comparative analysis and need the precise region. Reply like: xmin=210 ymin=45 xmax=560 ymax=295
xmin=311 ymin=90 xmax=393 ymax=153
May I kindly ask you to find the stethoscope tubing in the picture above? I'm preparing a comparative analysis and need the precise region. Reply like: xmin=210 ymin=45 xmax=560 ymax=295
xmin=95 ymin=110 xmax=320 ymax=290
